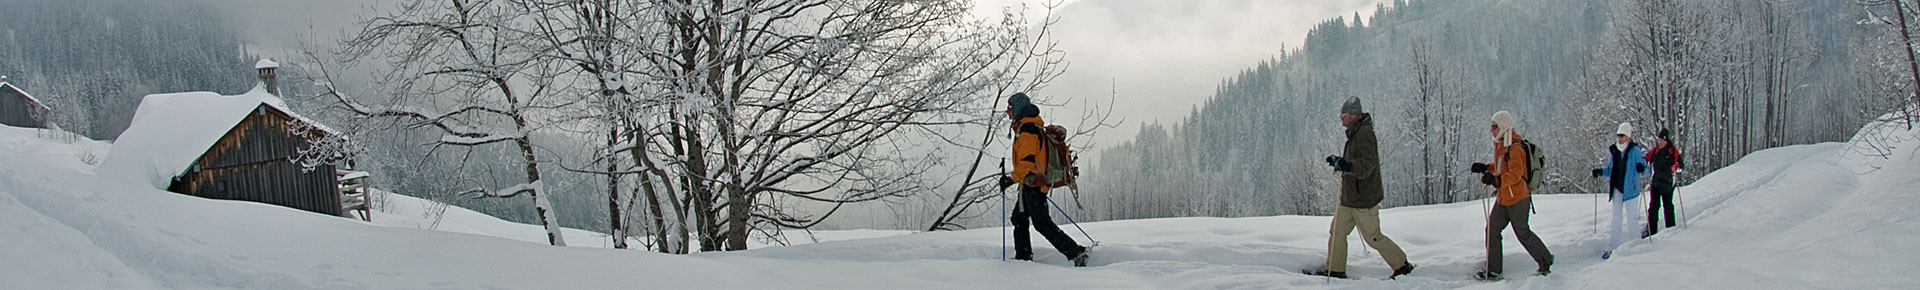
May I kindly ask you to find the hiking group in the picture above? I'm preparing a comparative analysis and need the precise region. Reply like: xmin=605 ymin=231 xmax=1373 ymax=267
xmin=993 ymin=94 xmax=1685 ymax=280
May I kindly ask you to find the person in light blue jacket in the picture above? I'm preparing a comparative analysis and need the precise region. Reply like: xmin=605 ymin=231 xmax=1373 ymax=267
xmin=1591 ymin=122 xmax=1649 ymax=259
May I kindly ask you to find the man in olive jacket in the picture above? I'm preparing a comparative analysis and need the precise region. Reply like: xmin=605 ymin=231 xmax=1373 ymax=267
xmin=1309 ymin=97 xmax=1415 ymax=279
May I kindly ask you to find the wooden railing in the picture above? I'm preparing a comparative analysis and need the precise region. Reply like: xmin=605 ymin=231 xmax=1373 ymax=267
xmin=338 ymin=170 xmax=371 ymax=221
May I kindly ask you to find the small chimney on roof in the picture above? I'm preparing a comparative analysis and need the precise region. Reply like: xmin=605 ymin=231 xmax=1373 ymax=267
xmin=255 ymin=58 xmax=280 ymax=96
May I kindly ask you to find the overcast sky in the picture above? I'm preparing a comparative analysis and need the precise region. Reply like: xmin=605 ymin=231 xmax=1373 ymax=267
xmin=208 ymin=0 xmax=377 ymax=56
xmin=202 ymin=0 xmax=1387 ymax=230
xmin=1015 ymin=0 xmax=1388 ymax=149
xmin=214 ymin=0 xmax=1385 ymax=149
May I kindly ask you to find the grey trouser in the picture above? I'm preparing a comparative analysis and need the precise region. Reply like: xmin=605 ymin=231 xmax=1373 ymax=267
xmin=1488 ymin=198 xmax=1552 ymax=274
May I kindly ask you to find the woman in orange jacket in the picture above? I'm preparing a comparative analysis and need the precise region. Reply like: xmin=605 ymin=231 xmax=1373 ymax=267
xmin=1468 ymin=111 xmax=1553 ymax=280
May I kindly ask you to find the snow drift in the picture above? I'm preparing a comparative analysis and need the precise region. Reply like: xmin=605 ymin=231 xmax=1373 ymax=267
xmin=1 ymin=114 xmax=1917 ymax=289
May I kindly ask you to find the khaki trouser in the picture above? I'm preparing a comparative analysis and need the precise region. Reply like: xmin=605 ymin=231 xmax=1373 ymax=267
xmin=1326 ymin=205 xmax=1408 ymax=272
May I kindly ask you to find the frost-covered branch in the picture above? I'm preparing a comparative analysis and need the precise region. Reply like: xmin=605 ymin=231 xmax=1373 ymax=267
xmin=312 ymin=0 xmax=574 ymax=246
xmin=460 ymin=181 xmax=544 ymax=199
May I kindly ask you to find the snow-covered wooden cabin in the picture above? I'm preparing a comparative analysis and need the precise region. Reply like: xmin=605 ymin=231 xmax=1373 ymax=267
xmin=97 ymin=59 xmax=359 ymax=217
xmin=0 ymin=80 xmax=52 ymax=129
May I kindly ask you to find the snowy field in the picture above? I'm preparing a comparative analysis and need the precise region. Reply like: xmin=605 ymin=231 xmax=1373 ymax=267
xmin=365 ymin=188 xmax=913 ymax=249
xmin=2 ymin=118 xmax=1916 ymax=289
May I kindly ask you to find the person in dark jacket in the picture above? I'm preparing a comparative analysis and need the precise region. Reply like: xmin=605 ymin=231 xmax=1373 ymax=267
xmin=1309 ymin=97 xmax=1414 ymax=279
xmin=997 ymin=93 xmax=1089 ymax=267
xmin=1644 ymin=128 xmax=1684 ymax=237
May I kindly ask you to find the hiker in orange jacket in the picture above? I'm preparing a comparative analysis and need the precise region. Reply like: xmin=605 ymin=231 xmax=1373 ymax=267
xmin=997 ymin=93 xmax=1087 ymax=266
xmin=1469 ymin=111 xmax=1553 ymax=280
xmin=1009 ymin=106 xmax=1048 ymax=193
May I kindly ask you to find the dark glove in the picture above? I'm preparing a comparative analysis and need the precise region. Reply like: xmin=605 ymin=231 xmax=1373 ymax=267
xmin=1325 ymin=155 xmax=1350 ymax=172
xmin=1470 ymin=163 xmax=1489 ymax=173
xmin=1480 ymin=173 xmax=1497 ymax=185
xmin=997 ymin=175 xmax=1016 ymax=190
xmin=1636 ymin=163 xmax=1647 ymax=173
xmin=1592 ymin=169 xmax=1604 ymax=178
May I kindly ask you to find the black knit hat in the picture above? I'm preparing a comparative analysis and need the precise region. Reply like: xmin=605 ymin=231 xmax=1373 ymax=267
xmin=1658 ymin=128 xmax=1672 ymax=141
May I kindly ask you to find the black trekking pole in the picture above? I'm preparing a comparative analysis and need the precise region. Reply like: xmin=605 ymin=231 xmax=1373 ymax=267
xmin=1483 ymin=183 xmax=1493 ymax=267
xmin=999 ymin=158 xmax=1009 ymax=262
xmin=1642 ymin=183 xmax=1654 ymax=243
xmin=1047 ymin=196 xmax=1097 ymax=247
xmin=1677 ymin=171 xmax=1688 ymax=230
xmin=1678 ymin=182 xmax=1687 ymax=230
xmin=1486 ymin=168 xmax=1495 ymax=245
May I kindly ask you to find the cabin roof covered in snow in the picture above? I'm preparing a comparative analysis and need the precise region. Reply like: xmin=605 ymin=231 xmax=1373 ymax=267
xmin=255 ymin=58 xmax=279 ymax=69
xmin=0 ymin=82 xmax=50 ymax=110
xmin=97 ymin=84 xmax=337 ymax=190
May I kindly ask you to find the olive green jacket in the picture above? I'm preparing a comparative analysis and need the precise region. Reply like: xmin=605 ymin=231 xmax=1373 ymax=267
xmin=1339 ymin=114 xmax=1384 ymax=208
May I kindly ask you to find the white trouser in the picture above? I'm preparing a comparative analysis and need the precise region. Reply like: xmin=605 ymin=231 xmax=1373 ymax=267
xmin=1608 ymin=189 xmax=1641 ymax=252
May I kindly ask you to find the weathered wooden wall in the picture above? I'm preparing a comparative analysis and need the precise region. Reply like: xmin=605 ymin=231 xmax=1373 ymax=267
xmin=171 ymin=105 xmax=340 ymax=215
xmin=0 ymin=85 xmax=48 ymax=129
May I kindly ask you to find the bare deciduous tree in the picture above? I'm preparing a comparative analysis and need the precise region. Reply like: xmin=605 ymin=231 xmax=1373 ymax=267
xmin=319 ymin=0 xmax=576 ymax=246
xmin=591 ymin=0 xmax=1089 ymax=251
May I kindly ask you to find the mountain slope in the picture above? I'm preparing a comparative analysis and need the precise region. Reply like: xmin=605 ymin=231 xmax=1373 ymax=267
xmin=1 ymin=117 xmax=1915 ymax=289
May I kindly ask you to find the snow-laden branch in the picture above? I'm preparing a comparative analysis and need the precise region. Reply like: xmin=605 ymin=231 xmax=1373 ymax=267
xmin=320 ymin=83 xmax=530 ymax=147
xmin=461 ymin=180 xmax=544 ymax=199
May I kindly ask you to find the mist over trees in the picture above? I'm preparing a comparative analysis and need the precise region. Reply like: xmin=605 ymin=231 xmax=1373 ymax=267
xmin=1081 ymin=0 xmax=1901 ymax=221
xmin=10 ymin=0 xmax=1919 ymax=253
xmin=301 ymin=0 xmax=1074 ymax=251
xmin=0 ymin=0 xmax=257 ymax=140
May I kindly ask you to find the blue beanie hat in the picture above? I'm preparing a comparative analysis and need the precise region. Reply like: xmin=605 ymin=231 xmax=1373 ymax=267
xmin=1008 ymin=93 xmax=1031 ymax=112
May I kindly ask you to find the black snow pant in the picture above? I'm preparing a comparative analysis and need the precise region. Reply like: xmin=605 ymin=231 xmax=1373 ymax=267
xmin=1646 ymin=185 xmax=1677 ymax=235
xmin=1012 ymin=186 xmax=1084 ymax=260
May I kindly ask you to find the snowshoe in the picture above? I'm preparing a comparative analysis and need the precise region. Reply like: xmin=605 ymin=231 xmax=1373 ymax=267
xmin=1536 ymin=268 xmax=1551 ymax=276
xmin=1602 ymin=251 xmax=1612 ymax=260
xmin=1471 ymin=270 xmax=1501 ymax=281
xmin=1302 ymin=269 xmax=1349 ymax=279
xmin=1390 ymin=263 xmax=1417 ymax=280
xmin=1071 ymin=251 xmax=1090 ymax=267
